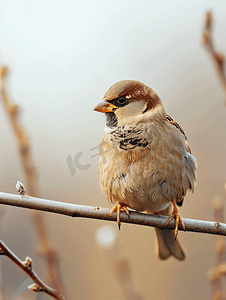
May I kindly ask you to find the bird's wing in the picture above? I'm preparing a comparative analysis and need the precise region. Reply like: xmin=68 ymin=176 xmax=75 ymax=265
xmin=166 ymin=114 xmax=192 ymax=154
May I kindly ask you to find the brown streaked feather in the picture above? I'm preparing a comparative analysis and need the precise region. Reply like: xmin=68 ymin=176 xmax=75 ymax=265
xmin=185 ymin=140 xmax=192 ymax=154
xmin=166 ymin=115 xmax=187 ymax=139
xmin=166 ymin=115 xmax=193 ymax=206
xmin=166 ymin=115 xmax=192 ymax=154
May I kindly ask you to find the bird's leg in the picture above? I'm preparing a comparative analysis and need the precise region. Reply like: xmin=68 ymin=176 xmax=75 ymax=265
xmin=164 ymin=200 xmax=185 ymax=238
xmin=110 ymin=202 xmax=130 ymax=230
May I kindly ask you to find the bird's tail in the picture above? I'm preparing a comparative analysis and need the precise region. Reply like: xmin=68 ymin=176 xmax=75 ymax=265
xmin=154 ymin=205 xmax=185 ymax=260
xmin=155 ymin=227 xmax=185 ymax=260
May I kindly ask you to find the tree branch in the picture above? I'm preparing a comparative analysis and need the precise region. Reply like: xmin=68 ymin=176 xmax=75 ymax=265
xmin=0 ymin=66 xmax=38 ymax=195
xmin=0 ymin=66 xmax=66 ymax=296
xmin=0 ymin=239 xmax=64 ymax=300
xmin=202 ymin=11 xmax=226 ymax=105
xmin=0 ymin=191 xmax=226 ymax=236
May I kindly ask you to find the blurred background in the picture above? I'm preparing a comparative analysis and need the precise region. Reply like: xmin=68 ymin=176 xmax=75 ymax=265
xmin=0 ymin=0 xmax=226 ymax=299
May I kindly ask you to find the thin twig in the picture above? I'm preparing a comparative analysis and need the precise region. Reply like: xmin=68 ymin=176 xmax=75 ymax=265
xmin=207 ymin=198 xmax=226 ymax=300
xmin=0 ymin=66 xmax=66 ymax=296
xmin=115 ymin=259 xmax=143 ymax=300
xmin=0 ymin=240 xmax=64 ymax=300
xmin=213 ymin=198 xmax=225 ymax=300
xmin=96 ymin=225 xmax=144 ymax=299
xmin=0 ymin=208 xmax=4 ymax=300
xmin=0 ymin=192 xmax=226 ymax=236
xmin=202 ymin=11 xmax=226 ymax=105
xmin=0 ymin=66 xmax=38 ymax=195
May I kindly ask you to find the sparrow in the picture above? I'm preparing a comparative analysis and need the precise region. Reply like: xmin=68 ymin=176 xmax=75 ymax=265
xmin=94 ymin=80 xmax=197 ymax=260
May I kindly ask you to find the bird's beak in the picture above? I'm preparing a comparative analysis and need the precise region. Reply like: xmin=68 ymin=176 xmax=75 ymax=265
xmin=93 ymin=100 xmax=117 ymax=113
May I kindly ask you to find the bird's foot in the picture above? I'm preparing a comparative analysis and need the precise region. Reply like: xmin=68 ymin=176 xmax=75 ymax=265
xmin=110 ymin=203 xmax=130 ymax=230
xmin=164 ymin=200 xmax=185 ymax=238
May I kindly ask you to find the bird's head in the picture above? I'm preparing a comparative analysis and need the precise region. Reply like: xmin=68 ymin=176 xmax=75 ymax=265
xmin=94 ymin=80 xmax=165 ymax=127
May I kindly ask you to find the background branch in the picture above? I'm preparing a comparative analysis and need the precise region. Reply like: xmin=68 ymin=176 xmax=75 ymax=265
xmin=0 ymin=208 xmax=4 ymax=300
xmin=0 ymin=191 xmax=226 ymax=236
xmin=0 ymin=66 xmax=66 ymax=296
xmin=0 ymin=239 xmax=64 ymax=300
xmin=202 ymin=11 xmax=226 ymax=105
xmin=0 ymin=66 xmax=38 ymax=195
xmin=207 ymin=198 xmax=225 ymax=300
xmin=115 ymin=258 xmax=143 ymax=300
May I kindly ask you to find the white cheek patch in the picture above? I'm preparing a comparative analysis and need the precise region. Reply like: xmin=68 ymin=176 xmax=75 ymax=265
xmin=116 ymin=100 xmax=147 ymax=125
xmin=119 ymin=100 xmax=146 ymax=116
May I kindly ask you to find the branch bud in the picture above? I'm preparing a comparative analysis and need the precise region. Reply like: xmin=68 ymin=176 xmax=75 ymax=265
xmin=24 ymin=256 xmax=33 ymax=269
xmin=28 ymin=283 xmax=41 ymax=292
xmin=16 ymin=181 xmax=26 ymax=195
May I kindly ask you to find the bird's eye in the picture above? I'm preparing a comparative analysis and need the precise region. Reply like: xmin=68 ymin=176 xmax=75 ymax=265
xmin=108 ymin=96 xmax=129 ymax=108
xmin=118 ymin=96 xmax=127 ymax=104
xmin=110 ymin=96 xmax=129 ymax=108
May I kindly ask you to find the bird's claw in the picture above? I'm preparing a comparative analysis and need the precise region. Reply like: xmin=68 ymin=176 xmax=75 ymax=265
xmin=110 ymin=203 xmax=130 ymax=230
xmin=164 ymin=200 xmax=185 ymax=238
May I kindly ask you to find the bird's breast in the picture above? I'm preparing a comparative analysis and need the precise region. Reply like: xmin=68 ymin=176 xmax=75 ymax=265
xmin=98 ymin=123 xmax=195 ymax=212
